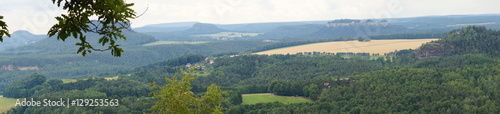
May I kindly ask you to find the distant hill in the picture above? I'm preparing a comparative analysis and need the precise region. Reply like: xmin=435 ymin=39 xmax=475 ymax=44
xmin=416 ymin=26 xmax=500 ymax=60
xmin=132 ymin=21 xmax=198 ymax=33
xmin=139 ymin=21 xmax=199 ymax=28
xmin=218 ymin=21 xmax=328 ymax=33
xmin=179 ymin=23 xmax=229 ymax=35
xmin=253 ymin=24 xmax=324 ymax=39
xmin=6 ymin=29 xmax=158 ymax=54
xmin=391 ymin=14 xmax=500 ymax=32
xmin=143 ymin=32 xmax=213 ymax=41
xmin=254 ymin=19 xmax=408 ymax=40
xmin=130 ymin=14 xmax=500 ymax=40
xmin=0 ymin=31 xmax=46 ymax=51
xmin=307 ymin=24 xmax=408 ymax=38
xmin=132 ymin=21 xmax=329 ymax=34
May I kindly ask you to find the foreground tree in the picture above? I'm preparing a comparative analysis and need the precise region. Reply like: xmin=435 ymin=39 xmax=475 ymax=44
xmin=0 ymin=0 xmax=136 ymax=57
xmin=149 ymin=68 xmax=228 ymax=114
xmin=0 ymin=15 xmax=9 ymax=42
xmin=49 ymin=0 xmax=136 ymax=57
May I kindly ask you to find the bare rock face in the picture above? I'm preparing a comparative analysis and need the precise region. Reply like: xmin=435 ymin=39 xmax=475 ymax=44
xmin=415 ymin=43 xmax=454 ymax=60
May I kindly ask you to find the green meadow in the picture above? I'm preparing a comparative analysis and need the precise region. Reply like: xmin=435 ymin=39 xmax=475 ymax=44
xmin=242 ymin=93 xmax=311 ymax=105
xmin=0 ymin=95 xmax=18 ymax=113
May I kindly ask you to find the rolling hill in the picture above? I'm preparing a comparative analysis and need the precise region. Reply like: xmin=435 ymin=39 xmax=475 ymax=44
xmin=0 ymin=31 xmax=46 ymax=51
xmin=6 ymin=29 xmax=158 ymax=54
xmin=179 ymin=23 xmax=230 ymax=35
xmin=253 ymin=24 xmax=324 ymax=39
xmin=132 ymin=21 xmax=198 ymax=33
xmin=131 ymin=14 xmax=500 ymax=43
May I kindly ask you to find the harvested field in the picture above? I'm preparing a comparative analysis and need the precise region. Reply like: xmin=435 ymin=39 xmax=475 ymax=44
xmin=255 ymin=39 xmax=438 ymax=55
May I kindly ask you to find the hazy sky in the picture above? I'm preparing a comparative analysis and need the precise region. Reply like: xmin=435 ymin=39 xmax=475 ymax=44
xmin=0 ymin=0 xmax=499 ymax=34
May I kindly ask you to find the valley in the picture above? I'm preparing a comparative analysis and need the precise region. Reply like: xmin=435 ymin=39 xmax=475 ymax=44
xmin=1 ymin=12 xmax=500 ymax=113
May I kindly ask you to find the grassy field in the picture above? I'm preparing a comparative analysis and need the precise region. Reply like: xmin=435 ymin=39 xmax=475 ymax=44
xmin=0 ymin=95 xmax=18 ymax=113
xmin=61 ymin=79 xmax=77 ymax=83
xmin=142 ymin=41 xmax=209 ymax=46
xmin=61 ymin=76 xmax=119 ymax=83
xmin=254 ymin=39 xmax=438 ymax=55
xmin=242 ymin=93 xmax=311 ymax=105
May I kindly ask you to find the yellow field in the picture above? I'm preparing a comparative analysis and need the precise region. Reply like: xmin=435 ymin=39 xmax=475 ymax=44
xmin=254 ymin=39 xmax=438 ymax=55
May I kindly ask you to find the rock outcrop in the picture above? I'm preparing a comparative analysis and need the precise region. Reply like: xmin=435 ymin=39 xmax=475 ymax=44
xmin=415 ymin=43 xmax=454 ymax=60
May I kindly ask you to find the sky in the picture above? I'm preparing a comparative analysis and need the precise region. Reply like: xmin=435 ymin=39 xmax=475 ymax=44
xmin=0 ymin=0 xmax=499 ymax=34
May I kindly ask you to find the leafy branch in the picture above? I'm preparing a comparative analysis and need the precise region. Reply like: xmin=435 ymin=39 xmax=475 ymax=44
xmin=48 ymin=0 xmax=136 ymax=57
xmin=0 ymin=15 xmax=10 ymax=42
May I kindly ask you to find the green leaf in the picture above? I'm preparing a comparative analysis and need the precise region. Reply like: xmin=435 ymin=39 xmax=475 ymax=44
xmin=47 ymin=0 xmax=136 ymax=57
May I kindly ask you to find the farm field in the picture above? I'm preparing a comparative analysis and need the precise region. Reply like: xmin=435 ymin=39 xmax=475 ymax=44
xmin=254 ymin=39 xmax=439 ymax=55
xmin=142 ymin=41 xmax=209 ymax=46
xmin=0 ymin=95 xmax=17 ymax=113
xmin=242 ymin=93 xmax=311 ymax=105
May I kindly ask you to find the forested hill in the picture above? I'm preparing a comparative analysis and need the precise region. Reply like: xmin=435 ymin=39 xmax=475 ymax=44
xmin=413 ymin=26 xmax=500 ymax=60
xmin=222 ymin=27 xmax=500 ymax=113
xmin=253 ymin=24 xmax=324 ymax=39
xmin=0 ymin=31 xmax=46 ymax=51
xmin=308 ymin=23 xmax=408 ymax=39
xmin=254 ymin=20 xmax=409 ymax=40
xmin=434 ymin=26 xmax=500 ymax=56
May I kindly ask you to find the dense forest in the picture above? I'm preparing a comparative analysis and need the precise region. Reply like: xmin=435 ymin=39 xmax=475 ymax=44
xmin=3 ymin=26 xmax=500 ymax=113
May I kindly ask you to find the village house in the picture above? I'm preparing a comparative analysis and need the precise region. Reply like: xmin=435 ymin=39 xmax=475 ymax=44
xmin=324 ymin=83 xmax=331 ymax=88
